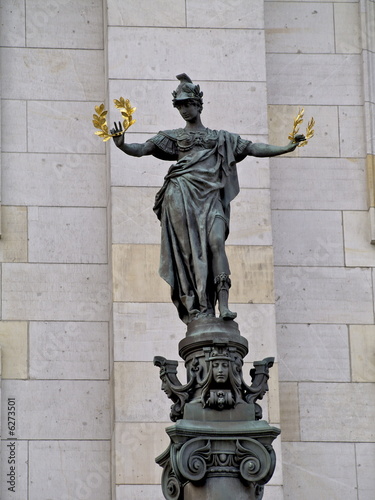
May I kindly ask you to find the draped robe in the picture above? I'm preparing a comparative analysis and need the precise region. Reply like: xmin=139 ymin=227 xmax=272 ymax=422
xmin=149 ymin=128 xmax=250 ymax=324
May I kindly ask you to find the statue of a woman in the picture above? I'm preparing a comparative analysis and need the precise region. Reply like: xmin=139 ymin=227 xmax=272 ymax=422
xmin=111 ymin=74 xmax=304 ymax=324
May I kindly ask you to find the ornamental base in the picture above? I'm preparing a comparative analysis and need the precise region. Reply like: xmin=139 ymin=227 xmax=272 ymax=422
xmin=154 ymin=317 xmax=280 ymax=500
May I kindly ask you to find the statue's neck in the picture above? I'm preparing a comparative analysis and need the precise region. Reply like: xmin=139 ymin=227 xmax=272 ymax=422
xmin=184 ymin=115 xmax=205 ymax=132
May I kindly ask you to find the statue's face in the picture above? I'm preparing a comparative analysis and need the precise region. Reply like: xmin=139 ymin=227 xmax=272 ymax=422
xmin=176 ymin=100 xmax=200 ymax=122
xmin=212 ymin=360 xmax=229 ymax=384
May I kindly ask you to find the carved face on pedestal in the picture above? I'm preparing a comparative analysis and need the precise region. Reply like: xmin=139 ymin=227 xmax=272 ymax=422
xmin=161 ymin=377 xmax=173 ymax=397
xmin=212 ymin=360 xmax=230 ymax=384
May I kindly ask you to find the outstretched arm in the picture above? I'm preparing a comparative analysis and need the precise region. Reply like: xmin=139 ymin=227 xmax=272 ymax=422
xmin=245 ymin=134 xmax=305 ymax=157
xmin=110 ymin=122 xmax=156 ymax=157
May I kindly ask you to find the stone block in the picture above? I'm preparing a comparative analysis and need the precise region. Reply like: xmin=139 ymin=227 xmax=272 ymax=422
xmin=267 ymin=54 xmax=363 ymax=105
xmin=2 ymin=263 xmax=110 ymax=321
xmin=2 ymin=153 xmax=107 ymax=207
xmin=187 ymin=0 xmax=264 ymax=28
xmin=108 ymin=0 xmax=185 ymax=26
xmin=113 ymin=302 xmax=185 ymax=362
xmin=112 ymin=187 xmax=272 ymax=246
xmin=271 ymin=157 xmax=367 ymax=210
xmin=29 ymin=321 xmax=109 ymax=380
xmin=277 ymin=324 xmax=350 ymax=382
xmin=344 ymin=211 xmax=375 ymax=267
xmin=279 ymin=382 xmax=300 ymax=442
xmin=116 ymin=485 xmax=163 ymax=500
xmin=109 ymin=79 xmax=268 ymax=136
xmin=265 ymin=2 xmax=334 ymax=53
xmin=367 ymin=155 xmax=375 ymax=207
xmin=115 ymin=422 xmax=170 ymax=484
xmin=282 ymin=442 xmax=357 ymax=500
xmin=268 ymin=104 xmax=340 ymax=158
xmin=275 ymin=266 xmax=373 ymax=324
xmin=112 ymin=244 xmax=170 ymax=303
xmin=1 ymin=48 xmax=103 ymax=101
xmin=0 ymin=0 xmax=25 ymax=47
xmin=227 ymin=246 xmax=275 ymax=304
xmin=28 ymin=207 xmax=108 ymax=263
xmin=349 ymin=325 xmax=375 ymax=383
xmin=108 ymin=28 xmax=266 ymax=82
xmin=339 ymin=106 xmax=366 ymax=157
xmin=334 ymin=2 xmax=361 ymax=54
xmin=299 ymin=382 xmax=375 ymax=441
xmin=27 ymin=101 xmax=104 ymax=154
xmin=272 ymin=210 xmax=344 ymax=267
xmin=114 ymin=362 xmax=172 ymax=422
xmin=0 ymin=206 xmax=27 ymax=262
xmin=0 ymin=322 xmax=28 ymax=379
xmin=29 ymin=441 xmax=111 ymax=500
xmin=356 ymin=443 xmax=375 ymax=500
xmin=26 ymin=0 xmax=104 ymax=49
xmin=1 ymin=380 xmax=110 ymax=439
xmin=267 ymin=362 xmax=280 ymax=425
xmin=1 ymin=101 xmax=27 ymax=152
xmin=0 ymin=440 xmax=28 ymax=500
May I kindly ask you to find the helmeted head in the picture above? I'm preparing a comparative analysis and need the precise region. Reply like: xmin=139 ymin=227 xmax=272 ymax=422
xmin=172 ymin=73 xmax=203 ymax=112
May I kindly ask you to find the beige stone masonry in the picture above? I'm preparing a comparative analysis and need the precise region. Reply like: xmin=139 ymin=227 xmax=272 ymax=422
xmin=113 ymin=244 xmax=274 ymax=304
xmin=344 ymin=211 xmax=375 ymax=266
xmin=115 ymin=422 xmax=170 ymax=485
xmin=367 ymin=154 xmax=375 ymax=207
xmin=0 ymin=321 xmax=28 ymax=379
xmin=0 ymin=206 xmax=27 ymax=262
xmin=279 ymin=382 xmax=300 ymax=442
xmin=349 ymin=325 xmax=375 ymax=383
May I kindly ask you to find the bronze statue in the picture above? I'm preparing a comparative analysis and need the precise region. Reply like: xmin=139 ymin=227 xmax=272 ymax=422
xmin=111 ymin=74 xmax=305 ymax=324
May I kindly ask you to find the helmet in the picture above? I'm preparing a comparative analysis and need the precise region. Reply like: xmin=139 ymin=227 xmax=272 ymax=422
xmin=172 ymin=73 xmax=203 ymax=107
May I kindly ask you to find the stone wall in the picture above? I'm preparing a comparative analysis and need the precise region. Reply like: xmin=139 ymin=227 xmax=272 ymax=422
xmin=0 ymin=1 xmax=374 ymax=499
xmin=266 ymin=0 xmax=375 ymax=498
xmin=0 ymin=1 xmax=111 ymax=499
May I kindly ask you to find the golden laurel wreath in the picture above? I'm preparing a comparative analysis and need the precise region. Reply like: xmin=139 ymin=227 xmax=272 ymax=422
xmin=92 ymin=98 xmax=136 ymax=142
xmin=288 ymin=108 xmax=315 ymax=147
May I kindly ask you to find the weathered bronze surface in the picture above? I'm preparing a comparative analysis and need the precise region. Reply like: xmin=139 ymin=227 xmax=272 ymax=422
xmin=111 ymin=74 xmax=306 ymax=324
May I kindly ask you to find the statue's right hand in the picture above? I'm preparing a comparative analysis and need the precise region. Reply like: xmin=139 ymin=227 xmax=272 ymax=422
xmin=110 ymin=121 xmax=124 ymax=148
